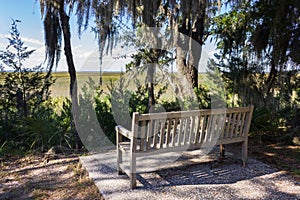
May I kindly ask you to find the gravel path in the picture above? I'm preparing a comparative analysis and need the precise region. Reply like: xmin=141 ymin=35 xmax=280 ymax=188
xmin=80 ymin=150 xmax=300 ymax=200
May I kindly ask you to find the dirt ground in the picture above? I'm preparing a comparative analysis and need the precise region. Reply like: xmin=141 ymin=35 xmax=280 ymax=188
xmin=0 ymin=153 xmax=104 ymax=200
xmin=0 ymin=142 xmax=299 ymax=200
xmin=249 ymin=142 xmax=300 ymax=182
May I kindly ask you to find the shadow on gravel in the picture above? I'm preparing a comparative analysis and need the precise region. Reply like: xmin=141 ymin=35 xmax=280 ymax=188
xmin=154 ymin=157 xmax=275 ymax=186
xmin=81 ymin=150 xmax=300 ymax=200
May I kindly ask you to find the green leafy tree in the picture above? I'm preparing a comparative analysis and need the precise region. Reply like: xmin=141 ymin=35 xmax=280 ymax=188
xmin=0 ymin=20 xmax=53 ymax=117
xmin=0 ymin=19 xmax=53 ymax=144
xmin=210 ymin=1 xmax=300 ymax=136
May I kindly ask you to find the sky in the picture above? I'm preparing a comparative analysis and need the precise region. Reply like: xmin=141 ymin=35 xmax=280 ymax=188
xmin=0 ymin=0 xmax=216 ymax=72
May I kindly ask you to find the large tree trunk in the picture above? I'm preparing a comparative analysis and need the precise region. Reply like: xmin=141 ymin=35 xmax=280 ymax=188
xmin=59 ymin=2 xmax=80 ymax=149
xmin=142 ymin=1 xmax=160 ymax=112
xmin=147 ymin=62 xmax=155 ymax=112
xmin=176 ymin=41 xmax=201 ymax=89
xmin=174 ymin=2 xmax=206 ymax=91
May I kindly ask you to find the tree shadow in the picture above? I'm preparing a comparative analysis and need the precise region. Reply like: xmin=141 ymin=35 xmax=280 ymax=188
xmin=0 ymin=154 xmax=102 ymax=200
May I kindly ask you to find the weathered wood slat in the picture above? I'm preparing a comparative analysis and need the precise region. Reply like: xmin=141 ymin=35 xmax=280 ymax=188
xmin=137 ymin=106 xmax=252 ymax=121
xmin=166 ymin=119 xmax=172 ymax=147
xmin=194 ymin=116 xmax=201 ymax=144
xmin=178 ymin=118 xmax=184 ymax=146
xmin=199 ymin=115 xmax=207 ymax=143
xmin=210 ymin=115 xmax=218 ymax=141
xmin=204 ymin=115 xmax=211 ymax=142
xmin=183 ymin=117 xmax=190 ymax=145
xmin=153 ymin=119 xmax=159 ymax=148
xmin=172 ymin=118 xmax=179 ymax=147
xmin=219 ymin=114 xmax=226 ymax=141
xmin=140 ymin=121 xmax=147 ymax=151
xmin=189 ymin=116 xmax=196 ymax=144
xmin=159 ymin=119 xmax=166 ymax=149
xmin=229 ymin=113 xmax=237 ymax=138
xmin=224 ymin=113 xmax=232 ymax=139
xmin=235 ymin=112 xmax=242 ymax=137
xmin=147 ymin=120 xmax=153 ymax=149
xmin=240 ymin=112 xmax=246 ymax=137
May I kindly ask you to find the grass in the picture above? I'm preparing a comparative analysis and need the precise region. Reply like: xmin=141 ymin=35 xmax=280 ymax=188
xmin=0 ymin=71 xmax=120 ymax=97
xmin=51 ymin=71 xmax=121 ymax=97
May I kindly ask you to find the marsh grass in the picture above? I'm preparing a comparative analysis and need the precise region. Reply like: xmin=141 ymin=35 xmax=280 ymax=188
xmin=50 ymin=71 xmax=121 ymax=97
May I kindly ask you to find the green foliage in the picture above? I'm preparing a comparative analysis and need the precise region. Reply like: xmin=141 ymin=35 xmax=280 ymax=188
xmin=210 ymin=1 xmax=300 ymax=142
xmin=249 ymin=107 xmax=273 ymax=142
xmin=0 ymin=20 xmax=53 ymax=118
xmin=0 ymin=20 xmax=54 ymax=153
xmin=47 ymin=98 xmax=76 ymax=149
xmin=94 ymin=91 xmax=116 ymax=144
xmin=21 ymin=112 xmax=54 ymax=151
xmin=0 ymin=140 xmax=27 ymax=156
xmin=160 ymin=99 xmax=181 ymax=112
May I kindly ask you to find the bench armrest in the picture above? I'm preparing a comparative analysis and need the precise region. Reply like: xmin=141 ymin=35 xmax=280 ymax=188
xmin=115 ymin=125 xmax=133 ymax=140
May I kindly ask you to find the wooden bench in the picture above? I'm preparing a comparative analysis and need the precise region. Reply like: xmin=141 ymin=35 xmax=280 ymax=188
xmin=116 ymin=105 xmax=254 ymax=189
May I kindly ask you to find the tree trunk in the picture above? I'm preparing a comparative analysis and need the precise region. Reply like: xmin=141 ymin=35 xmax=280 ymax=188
xmin=176 ymin=43 xmax=201 ymax=90
xmin=265 ymin=59 xmax=277 ymax=95
xmin=174 ymin=1 xmax=206 ymax=91
xmin=147 ymin=63 xmax=155 ymax=112
xmin=142 ymin=1 xmax=163 ymax=112
xmin=59 ymin=2 xmax=80 ymax=149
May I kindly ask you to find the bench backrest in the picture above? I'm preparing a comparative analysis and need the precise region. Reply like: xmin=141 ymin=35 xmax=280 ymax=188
xmin=131 ymin=105 xmax=254 ymax=152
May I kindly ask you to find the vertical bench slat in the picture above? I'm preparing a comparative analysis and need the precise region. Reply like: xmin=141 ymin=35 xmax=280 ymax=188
xmin=181 ymin=118 xmax=186 ymax=145
xmin=213 ymin=114 xmax=221 ymax=140
xmin=172 ymin=118 xmax=179 ymax=147
xmin=153 ymin=119 xmax=159 ymax=148
xmin=147 ymin=120 xmax=153 ymax=149
xmin=199 ymin=115 xmax=207 ymax=143
xmin=210 ymin=114 xmax=218 ymax=141
xmin=166 ymin=118 xmax=172 ymax=147
xmin=239 ymin=112 xmax=247 ymax=137
xmin=178 ymin=118 xmax=184 ymax=146
xmin=203 ymin=115 xmax=211 ymax=142
xmin=224 ymin=113 xmax=232 ymax=139
xmin=194 ymin=116 xmax=201 ymax=144
xmin=242 ymin=105 xmax=254 ymax=166
xmin=159 ymin=119 xmax=166 ymax=148
xmin=183 ymin=117 xmax=190 ymax=145
xmin=140 ymin=121 xmax=147 ymax=151
xmin=189 ymin=116 xmax=196 ymax=144
xmin=229 ymin=113 xmax=236 ymax=138
xmin=207 ymin=114 xmax=213 ymax=142
xmin=137 ymin=125 xmax=141 ymax=151
xmin=234 ymin=112 xmax=242 ymax=137
xmin=219 ymin=114 xmax=226 ymax=141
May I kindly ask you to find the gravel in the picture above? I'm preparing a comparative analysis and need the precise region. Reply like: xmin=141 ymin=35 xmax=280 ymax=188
xmin=80 ymin=149 xmax=300 ymax=200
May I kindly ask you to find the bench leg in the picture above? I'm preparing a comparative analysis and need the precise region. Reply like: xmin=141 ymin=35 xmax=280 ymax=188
xmin=220 ymin=144 xmax=225 ymax=158
xmin=130 ymin=154 xmax=137 ymax=189
xmin=117 ymin=146 xmax=124 ymax=175
xmin=242 ymin=141 xmax=248 ymax=166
